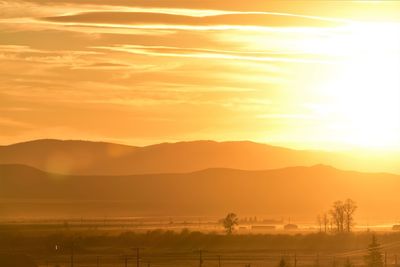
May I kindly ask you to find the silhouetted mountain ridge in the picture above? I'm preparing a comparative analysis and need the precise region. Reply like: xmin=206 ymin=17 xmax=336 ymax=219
xmin=1 ymin=139 xmax=399 ymax=175
xmin=0 ymin=163 xmax=398 ymax=219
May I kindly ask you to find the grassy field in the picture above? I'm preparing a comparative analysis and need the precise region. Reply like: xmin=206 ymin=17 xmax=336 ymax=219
xmin=1 ymin=221 xmax=400 ymax=267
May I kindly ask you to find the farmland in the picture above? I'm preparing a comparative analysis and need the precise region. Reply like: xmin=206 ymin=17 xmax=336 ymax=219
xmin=1 ymin=219 xmax=400 ymax=267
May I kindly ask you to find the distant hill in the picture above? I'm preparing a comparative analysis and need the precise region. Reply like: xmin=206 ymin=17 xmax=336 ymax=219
xmin=0 ymin=139 xmax=398 ymax=175
xmin=0 ymin=164 xmax=398 ymax=219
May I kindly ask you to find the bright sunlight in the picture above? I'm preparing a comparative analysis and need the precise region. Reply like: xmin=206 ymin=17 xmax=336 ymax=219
xmin=316 ymin=23 xmax=400 ymax=149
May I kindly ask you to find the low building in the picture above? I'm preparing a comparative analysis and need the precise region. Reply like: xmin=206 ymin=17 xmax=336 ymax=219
xmin=251 ymin=225 xmax=276 ymax=230
xmin=392 ymin=225 xmax=400 ymax=230
xmin=284 ymin=223 xmax=299 ymax=230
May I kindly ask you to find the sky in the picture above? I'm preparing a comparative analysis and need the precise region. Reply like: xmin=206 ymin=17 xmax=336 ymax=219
xmin=1 ymin=0 xmax=400 ymax=151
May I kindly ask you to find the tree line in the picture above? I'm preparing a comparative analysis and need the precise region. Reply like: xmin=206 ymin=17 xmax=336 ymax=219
xmin=317 ymin=198 xmax=357 ymax=234
xmin=221 ymin=198 xmax=358 ymax=235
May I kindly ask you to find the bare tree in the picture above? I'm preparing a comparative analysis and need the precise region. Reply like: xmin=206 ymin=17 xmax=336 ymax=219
xmin=279 ymin=257 xmax=290 ymax=267
xmin=328 ymin=199 xmax=357 ymax=233
xmin=345 ymin=258 xmax=354 ymax=267
xmin=330 ymin=201 xmax=345 ymax=233
xmin=317 ymin=215 xmax=322 ymax=232
xmin=222 ymin=213 xmax=239 ymax=235
xmin=343 ymin=199 xmax=357 ymax=233
xmin=322 ymin=213 xmax=329 ymax=233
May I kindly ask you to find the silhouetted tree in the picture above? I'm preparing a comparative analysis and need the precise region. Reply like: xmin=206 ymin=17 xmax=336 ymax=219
xmin=344 ymin=258 xmax=353 ymax=267
xmin=222 ymin=213 xmax=239 ymax=235
xmin=330 ymin=201 xmax=345 ymax=233
xmin=279 ymin=257 xmax=290 ymax=267
xmin=343 ymin=199 xmax=357 ymax=233
xmin=317 ymin=215 xmax=322 ymax=232
xmin=365 ymin=235 xmax=384 ymax=267
xmin=329 ymin=199 xmax=357 ymax=233
xmin=323 ymin=213 xmax=329 ymax=233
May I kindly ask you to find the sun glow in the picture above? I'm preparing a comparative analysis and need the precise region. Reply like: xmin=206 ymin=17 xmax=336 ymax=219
xmin=315 ymin=23 xmax=400 ymax=149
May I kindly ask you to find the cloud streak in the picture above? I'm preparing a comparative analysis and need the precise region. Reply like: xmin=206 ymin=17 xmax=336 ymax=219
xmin=42 ymin=11 xmax=347 ymax=28
xmin=1 ymin=0 xmax=399 ymax=149
xmin=93 ymin=44 xmax=334 ymax=64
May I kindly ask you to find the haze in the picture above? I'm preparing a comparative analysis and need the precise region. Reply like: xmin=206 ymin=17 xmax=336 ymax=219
xmin=1 ymin=0 xmax=399 ymax=152
xmin=2 ymin=2 xmax=400 ymax=267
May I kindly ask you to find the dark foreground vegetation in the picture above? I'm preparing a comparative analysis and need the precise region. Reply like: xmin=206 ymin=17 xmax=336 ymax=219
xmin=1 ymin=225 xmax=400 ymax=267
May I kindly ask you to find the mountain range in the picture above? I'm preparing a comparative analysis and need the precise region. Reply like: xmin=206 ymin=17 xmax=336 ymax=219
xmin=0 ymin=164 xmax=398 ymax=219
xmin=0 ymin=139 xmax=399 ymax=175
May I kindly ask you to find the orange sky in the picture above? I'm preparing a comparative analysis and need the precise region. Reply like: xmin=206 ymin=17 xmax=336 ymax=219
xmin=1 ymin=1 xmax=399 ymax=151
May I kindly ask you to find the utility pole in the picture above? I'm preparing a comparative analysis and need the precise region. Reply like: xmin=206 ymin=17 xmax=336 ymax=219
xmin=193 ymin=249 xmax=207 ymax=267
xmin=137 ymin=248 xmax=140 ymax=267
xmin=194 ymin=250 xmax=204 ymax=267
xmin=71 ymin=242 xmax=74 ymax=267
xmin=385 ymin=252 xmax=387 ymax=267
xmin=132 ymin=247 xmax=145 ymax=267
xmin=124 ymin=255 xmax=128 ymax=267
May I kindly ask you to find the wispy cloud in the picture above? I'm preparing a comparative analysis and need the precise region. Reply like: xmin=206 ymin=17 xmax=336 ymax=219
xmin=0 ymin=117 xmax=32 ymax=128
xmin=93 ymin=44 xmax=335 ymax=64
xmin=1 ymin=0 xmax=399 ymax=149
xmin=42 ymin=11 xmax=347 ymax=28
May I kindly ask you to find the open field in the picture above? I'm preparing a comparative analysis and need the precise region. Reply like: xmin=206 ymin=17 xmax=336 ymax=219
xmin=2 ymin=221 xmax=400 ymax=267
